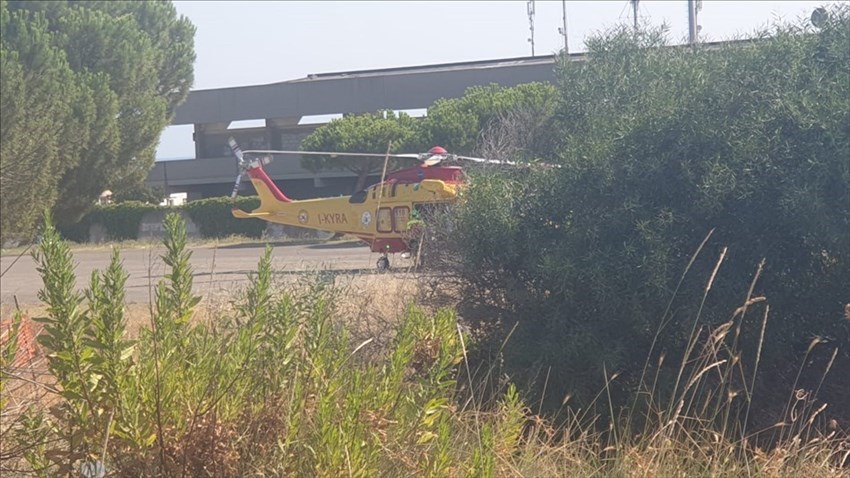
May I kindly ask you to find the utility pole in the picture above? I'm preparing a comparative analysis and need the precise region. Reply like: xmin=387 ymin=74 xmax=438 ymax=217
xmin=631 ymin=0 xmax=639 ymax=31
xmin=527 ymin=0 xmax=536 ymax=56
xmin=559 ymin=0 xmax=568 ymax=53
xmin=688 ymin=0 xmax=699 ymax=44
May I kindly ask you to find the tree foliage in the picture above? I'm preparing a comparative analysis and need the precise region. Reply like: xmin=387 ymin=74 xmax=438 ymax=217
xmin=300 ymin=110 xmax=420 ymax=193
xmin=0 ymin=0 xmax=195 ymax=242
xmin=112 ymin=184 xmax=166 ymax=205
xmin=299 ymin=82 xmax=558 ymax=193
xmin=420 ymin=82 xmax=558 ymax=158
xmin=444 ymin=6 xmax=850 ymax=426
xmin=0 ymin=1 xmax=81 ymax=243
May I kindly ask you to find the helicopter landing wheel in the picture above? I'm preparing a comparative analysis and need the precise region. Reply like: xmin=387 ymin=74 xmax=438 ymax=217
xmin=377 ymin=255 xmax=390 ymax=272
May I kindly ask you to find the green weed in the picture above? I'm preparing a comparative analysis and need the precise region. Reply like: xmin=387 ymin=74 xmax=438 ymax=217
xmin=1 ymin=213 xmax=846 ymax=477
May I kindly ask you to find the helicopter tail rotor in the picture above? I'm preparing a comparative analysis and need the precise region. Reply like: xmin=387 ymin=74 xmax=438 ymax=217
xmin=228 ymin=136 xmax=292 ymax=207
xmin=228 ymin=137 xmax=245 ymax=201
xmin=228 ymin=137 xmax=279 ymax=200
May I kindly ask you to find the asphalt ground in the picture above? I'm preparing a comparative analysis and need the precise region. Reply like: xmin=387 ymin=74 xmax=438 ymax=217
xmin=1 ymin=240 xmax=415 ymax=306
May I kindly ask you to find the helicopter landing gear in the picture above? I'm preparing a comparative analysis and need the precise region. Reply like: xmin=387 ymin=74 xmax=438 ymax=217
xmin=376 ymin=255 xmax=390 ymax=272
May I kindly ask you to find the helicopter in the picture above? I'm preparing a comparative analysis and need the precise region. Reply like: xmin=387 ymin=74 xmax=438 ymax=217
xmin=227 ymin=137 xmax=528 ymax=270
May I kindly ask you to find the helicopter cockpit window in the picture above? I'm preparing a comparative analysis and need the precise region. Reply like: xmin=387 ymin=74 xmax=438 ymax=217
xmin=349 ymin=189 xmax=368 ymax=204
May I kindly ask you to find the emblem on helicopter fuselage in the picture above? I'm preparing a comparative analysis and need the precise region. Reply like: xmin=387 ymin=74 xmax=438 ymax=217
xmin=361 ymin=211 xmax=372 ymax=226
xmin=298 ymin=210 xmax=309 ymax=224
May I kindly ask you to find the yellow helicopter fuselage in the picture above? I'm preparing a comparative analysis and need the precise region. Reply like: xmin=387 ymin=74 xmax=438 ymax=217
xmin=233 ymin=164 xmax=463 ymax=253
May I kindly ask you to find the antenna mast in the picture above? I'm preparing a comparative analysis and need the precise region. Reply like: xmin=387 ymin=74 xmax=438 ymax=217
xmin=631 ymin=0 xmax=639 ymax=31
xmin=527 ymin=0 xmax=536 ymax=56
xmin=688 ymin=0 xmax=701 ymax=44
xmin=559 ymin=0 xmax=568 ymax=53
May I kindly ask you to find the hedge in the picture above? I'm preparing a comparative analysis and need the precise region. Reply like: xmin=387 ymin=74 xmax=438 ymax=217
xmin=96 ymin=201 xmax=164 ymax=241
xmin=56 ymin=201 xmax=162 ymax=242
xmin=56 ymin=196 xmax=265 ymax=242
xmin=184 ymin=196 xmax=264 ymax=239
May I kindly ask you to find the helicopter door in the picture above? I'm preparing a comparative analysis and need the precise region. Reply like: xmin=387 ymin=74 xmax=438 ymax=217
xmin=376 ymin=206 xmax=410 ymax=233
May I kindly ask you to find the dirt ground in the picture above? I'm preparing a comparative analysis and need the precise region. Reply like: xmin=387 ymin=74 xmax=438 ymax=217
xmin=0 ymin=240 xmax=418 ymax=307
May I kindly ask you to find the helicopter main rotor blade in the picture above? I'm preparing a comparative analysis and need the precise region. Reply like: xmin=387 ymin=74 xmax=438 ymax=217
xmin=453 ymin=154 xmax=561 ymax=169
xmin=241 ymin=149 xmax=423 ymax=160
xmin=452 ymin=155 xmax=518 ymax=166
xmin=240 ymin=146 xmax=557 ymax=169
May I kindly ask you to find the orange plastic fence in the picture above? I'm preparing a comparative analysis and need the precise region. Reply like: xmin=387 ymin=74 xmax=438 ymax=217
xmin=1 ymin=316 xmax=40 ymax=368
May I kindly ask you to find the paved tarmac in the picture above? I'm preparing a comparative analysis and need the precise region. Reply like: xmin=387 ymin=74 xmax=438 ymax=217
xmin=1 ymin=240 xmax=413 ymax=305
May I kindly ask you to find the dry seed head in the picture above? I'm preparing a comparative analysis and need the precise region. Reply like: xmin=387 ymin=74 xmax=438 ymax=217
xmin=705 ymin=247 xmax=727 ymax=292
xmin=710 ymin=321 xmax=733 ymax=344
xmin=805 ymin=403 xmax=828 ymax=426
xmin=734 ymin=296 xmax=767 ymax=317
xmin=806 ymin=336 xmax=824 ymax=355
xmin=667 ymin=399 xmax=685 ymax=427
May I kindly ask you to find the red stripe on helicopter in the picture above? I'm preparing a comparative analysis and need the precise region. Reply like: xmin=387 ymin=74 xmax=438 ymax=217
xmin=343 ymin=234 xmax=410 ymax=254
xmin=247 ymin=167 xmax=291 ymax=202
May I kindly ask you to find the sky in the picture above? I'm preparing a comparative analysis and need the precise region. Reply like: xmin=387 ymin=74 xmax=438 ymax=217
xmin=156 ymin=0 xmax=842 ymax=159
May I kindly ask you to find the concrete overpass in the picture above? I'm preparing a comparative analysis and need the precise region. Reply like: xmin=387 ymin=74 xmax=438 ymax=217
xmin=145 ymin=38 xmax=760 ymax=200
xmin=146 ymin=53 xmax=569 ymax=199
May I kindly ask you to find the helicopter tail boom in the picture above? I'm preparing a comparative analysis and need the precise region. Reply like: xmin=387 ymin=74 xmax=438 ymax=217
xmin=231 ymin=209 xmax=271 ymax=219
xmin=246 ymin=166 xmax=291 ymax=203
xmin=231 ymin=162 xmax=293 ymax=220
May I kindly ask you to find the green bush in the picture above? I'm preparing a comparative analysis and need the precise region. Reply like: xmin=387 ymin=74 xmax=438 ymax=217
xmin=56 ymin=214 xmax=93 ymax=243
xmin=442 ymin=6 xmax=850 ymax=427
xmin=94 ymin=201 xmax=162 ymax=241
xmin=56 ymin=196 xmax=267 ymax=242
xmin=184 ymin=195 xmax=264 ymax=239
xmin=7 ymin=213 xmax=477 ymax=476
xmin=112 ymin=185 xmax=166 ymax=204
xmin=5 ymin=213 xmax=847 ymax=476
xmin=56 ymin=201 xmax=162 ymax=242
